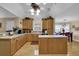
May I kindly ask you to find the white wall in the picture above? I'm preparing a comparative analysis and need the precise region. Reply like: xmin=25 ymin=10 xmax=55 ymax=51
xmin=0 ymin=17 xmax=19 ymax=32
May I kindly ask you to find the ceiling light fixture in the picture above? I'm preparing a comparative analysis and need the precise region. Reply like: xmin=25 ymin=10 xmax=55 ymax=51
xmin=30 ymin=3 xmax=40 ymax=15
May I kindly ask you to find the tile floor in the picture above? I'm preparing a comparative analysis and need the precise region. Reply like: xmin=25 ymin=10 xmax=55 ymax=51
xmin=14 ymin=41 xmax=79 ymax=56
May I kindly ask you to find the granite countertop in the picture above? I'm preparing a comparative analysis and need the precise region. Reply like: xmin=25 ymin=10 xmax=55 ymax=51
xmin=39 ymin=35 xmax=67 ymax=38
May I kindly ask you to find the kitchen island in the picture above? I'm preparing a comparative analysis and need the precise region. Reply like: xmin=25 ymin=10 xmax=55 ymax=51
xmin=39 ymin=35 xmax=68 ymax=54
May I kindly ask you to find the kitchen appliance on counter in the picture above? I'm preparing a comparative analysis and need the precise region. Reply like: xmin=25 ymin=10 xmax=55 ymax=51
xmin=6 ymin=30 xmax=14 ymax=36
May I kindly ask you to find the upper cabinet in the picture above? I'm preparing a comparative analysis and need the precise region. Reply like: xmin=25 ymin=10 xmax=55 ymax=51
xmin=22 ymin=17 xmax=33 ymax=29
xmin=22 ymin=16 xmax=55 ymax=34
xmin=42 ymin=16 xmax=55 ymax=35
xmin=22 ymin=17 xmax=33 ymax=33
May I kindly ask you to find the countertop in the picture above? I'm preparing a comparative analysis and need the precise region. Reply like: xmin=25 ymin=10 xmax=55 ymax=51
xmin=0 ymin=32 xmax=67 ymax=39
xmin=0 ymin=32 xmax=42 ymax=39
xmin=0 ymin=33 xmax=26 ymax=39
xmin=39 ymin=35 xmax=67 ymax=38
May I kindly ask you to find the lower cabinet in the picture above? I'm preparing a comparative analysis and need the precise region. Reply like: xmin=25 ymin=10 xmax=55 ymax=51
xmin=0 ymin=39 xmax=11 ymax=56
xmin=11 ymin=38 xmax=17 ymax=55
xmin=0 ymin=34 xmax=39 ymax=56
xmin=0 ymin=34 xmax=27 ymax=56
xmin=16 ymin=37 xmax=22 ymax=50
xmin=48 ymin=39 xmax=67 ymax=54
xmin=39 ymin=39 xmax=48 ymax=54
xmin=26 ymin=34 xmax=38 ymax=42
xmin=32 ymin=34 xmax=38 ymax=41
xmin=39 ymin=38 xmax=67 ymax=54
xmin=26 ymin=34 xmax=32 ymax=41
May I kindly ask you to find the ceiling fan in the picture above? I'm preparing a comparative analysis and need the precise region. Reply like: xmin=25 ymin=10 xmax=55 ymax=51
xmin=31 ymin=3 xmax=40 ymax=11
xmin=26 ymin=3 xmax=47 ymax=15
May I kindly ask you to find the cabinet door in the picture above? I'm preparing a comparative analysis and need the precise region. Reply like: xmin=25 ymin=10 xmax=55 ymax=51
xmin=21 ymin=35 xmax=26 ymax=45
xmin=22 ymin=20 xmax=28 ymax=29
xmin=11 ymin=39 xmax=17 ymax=55
xmin=42 ymin=19 xmax=54 ymax=35
xmin=42 ymin=20 xmax=48 ymax=29
xmin=28 ymin=20 xmax=33 ymax=29
xmin=48 ymin=39 xmax=57 ymax=53
xmin=39 ymin=39 xmax=48 ymax=54
xmin=32 ymin=34 xmax=38 ymax=41
xmin=47 ymin=19 xmax=52 ymax=29
xmin=26 ymin=34 xmax=32 ymax=42
xmin=23 ymin=35 xmax=27 ymax=44
xmin=0 ymin=40 xmax=11 ymax=56
xmin=47 ymin=19 xmax=54 ymax=35
xmin=16 ymin=37 xmax=21 ymax=50
xmin=48 ymin=39 xmax=67 ymax=54
xmin=22 ymin=19 xmax=33 ymax=29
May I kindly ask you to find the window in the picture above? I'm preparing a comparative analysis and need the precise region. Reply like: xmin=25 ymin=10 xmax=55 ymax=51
xmin=55 ymin=23 xmax=70 ymax=33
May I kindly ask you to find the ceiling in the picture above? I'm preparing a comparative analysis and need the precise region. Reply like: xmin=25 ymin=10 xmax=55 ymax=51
xmin=0 ymin=3 xmax=79 ymax=22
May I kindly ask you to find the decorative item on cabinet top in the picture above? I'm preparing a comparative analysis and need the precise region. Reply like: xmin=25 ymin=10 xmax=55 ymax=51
xmin=23 ymin=17 xmax=33 ymax=20
xmin=42 ymin=16 xmax=54 ymax=20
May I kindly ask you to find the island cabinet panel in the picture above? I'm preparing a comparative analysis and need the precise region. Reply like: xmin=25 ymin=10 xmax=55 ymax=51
xmin=0 ymin=39 xmax=11 ymax=56
xmin=39 ymin=37 xmax=67 ymax=54
xmin=48 ymin=38 xmax=67 ymax=54
xmin=39 ymin=39 xmax=48 ymax=54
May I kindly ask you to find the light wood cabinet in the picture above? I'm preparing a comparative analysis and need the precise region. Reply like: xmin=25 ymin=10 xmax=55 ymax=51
xmin=42 ymin=17 xmax=55 ymax=35
xmin=22 ymin=20 xmax=28 ymax=29
xmin=28 ymin=20 xmax=33 ymax=29
xmin=16 ymin=37 xmax=21 ymax=50
xmin=26 ymin=34 xmax=38 ymax=42
xmin=26 ymin=34 xmax=32 ymax=42
xmin=39 ymin=39 xmax=48 ymax=54
xmin=22 ymin=19 xmax=33 ymax=29
xmin=39 ymin=37 xmax=67 ymax=54
xmin=16 ymin=35 xmax=27 ymax=50
xmin=48 ymin=38 xmax=67 ymax=54
xmin=0 ymin=39 xmax=11 ymax=56
xmin=11 ymin=38 xmax=17 ymax=55
xmin=0 ymin=34 xmax=27 ymax=56
xmin=42 ymin=19 xmax=48 ymax=29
